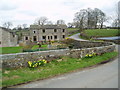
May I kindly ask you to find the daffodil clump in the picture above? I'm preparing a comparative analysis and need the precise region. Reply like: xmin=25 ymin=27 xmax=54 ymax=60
xmin=85 ymin=53 xmax=96 ymax=58
xmin=28 ymin=59 xmax=47 ymax=68
xmin=65 ymin=37 xmax=69 ymax=40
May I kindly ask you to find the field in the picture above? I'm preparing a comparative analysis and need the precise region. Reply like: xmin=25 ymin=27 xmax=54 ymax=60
xmin=2 ymin=51 xmax=118 ymax=87
xmin=83 ymin=29 xmax=119 ymax=37
xmin=66 ymin=28 xmax=79 ymax=31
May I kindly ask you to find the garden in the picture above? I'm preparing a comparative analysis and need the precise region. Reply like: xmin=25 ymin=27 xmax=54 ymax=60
xmin=0 ymin=39 xmax=72 ymax=54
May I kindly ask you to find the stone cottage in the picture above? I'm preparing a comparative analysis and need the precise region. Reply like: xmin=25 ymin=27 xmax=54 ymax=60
xmin=0 ymin=27 xmax=18 ymax=47
xmin=21 ymin=25 xmax=68 ymax=43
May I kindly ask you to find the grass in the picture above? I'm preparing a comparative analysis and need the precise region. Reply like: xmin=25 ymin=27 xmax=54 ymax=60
xmin=0 ymin=47 xmax=23 ymax=54
xmin=32 ymin=45 xmax=48 ymax=50
xmin=2 ymin=51 xmax=118 ymax=87
xmin=0 ymin=45 xmax=48 ymax=54
xmin=67 ymin=28 xmax=79 ymax=31
xmin=68 ymin=32 xmax=79 ymax=36
xmin=67 ymin=28 xmax=80 ymax=36
xmin=79 ymin=35 xmax=104 ymax=42
xmin=83 ymin=29 xmax=119 ymax=37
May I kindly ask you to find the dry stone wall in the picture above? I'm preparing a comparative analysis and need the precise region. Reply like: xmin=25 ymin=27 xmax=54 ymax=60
xmin=1 ymin=42 xmax=116 ymax=69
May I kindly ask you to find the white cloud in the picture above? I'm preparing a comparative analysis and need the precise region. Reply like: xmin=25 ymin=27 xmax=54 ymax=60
xmin=0 ymin=0 xmax=119 ymax=28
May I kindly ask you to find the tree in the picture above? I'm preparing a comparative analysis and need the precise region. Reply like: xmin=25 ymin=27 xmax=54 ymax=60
xmin=67 ymin=22 xmax=74 ymax=28
xmin=22 ymin=24 xmax=27 ymax=29
xmin=35 ymin=16 xmax=48 ymax=25
xmin=118 ymin=1 xmax=120 ymax=27
xmin=46 ymin=21 xmax=53 ymax=25
xmin=98 ymin=12 xmax=107 ymax=29
xmin=17 ymin=25 xmax=22 ymax=30
xmin=56 ymin=19 xmax=65 ymax=25
xmin=3 ymin=22 xmax=13 ymax=29
xmin=112 ymin=18 xmax=119 ymax=27
xmin=73 ymin=9 xmax=87 ymax=31
xmin=73 ymin=8 xmax=107 ymax=30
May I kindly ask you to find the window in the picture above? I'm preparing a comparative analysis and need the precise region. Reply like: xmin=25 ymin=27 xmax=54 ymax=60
xmin=54 ymin=35 xmax=57 ymax=39
xmin=13 ymin=35 xmax=15 ymax=37
xmin=48 ymin=36 xmax=50 ymax=39
xmin=54 ymin=29 xmax=57 ymax=32
xmin=63 ymin=29 xmax=65 ymax=32
xmin=33 ymin=36 xmax=37 ymax=41
xmin=42 ymin=36 xmax=46 ymax=39
xmin=42 ymin=29 xmax=45 ymax=33
xmin=51 ymin=36 xmax=52 ymax=39
xmin=33 ymin=31 xmax=36 ymax=33
xmin=63 ymin=35 xmax=65 ymax=38
xmin=25 ymin=36 xmax=28 ymax=40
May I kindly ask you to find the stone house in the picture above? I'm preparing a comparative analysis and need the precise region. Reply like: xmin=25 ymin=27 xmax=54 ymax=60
xmin=21 ymin=25 xmax=68 ymax=43
xmin=0 ymin=27 xmax=18 ymax=47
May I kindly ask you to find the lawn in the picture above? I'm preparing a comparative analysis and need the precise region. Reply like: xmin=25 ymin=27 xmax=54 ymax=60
xmin=83 ymin=29 xmax=119 ymax=37
xmin=2 ymin=51 xmax=118 ymax=87
xmin=32 ymin=45 xmax=48 ymax=50
xmin=0 ymin=45 xmax=48 ymax=54
xmin=0 ymin=47 xmax=23 ymax=54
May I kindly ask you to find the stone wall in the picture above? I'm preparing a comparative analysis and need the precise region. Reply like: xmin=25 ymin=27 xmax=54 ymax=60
xmin=72 ymin=40 xmax=113 ymax=48
xmin=1 ymin=43 xmax=116 ymax=69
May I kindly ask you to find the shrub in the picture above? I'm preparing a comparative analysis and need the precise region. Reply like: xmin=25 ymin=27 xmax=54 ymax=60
xmin=61 ymin=38 xmax=74 ymax=44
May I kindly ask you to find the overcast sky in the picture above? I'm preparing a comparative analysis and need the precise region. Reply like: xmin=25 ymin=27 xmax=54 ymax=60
xmin=0 ymin=0 xmax=119 ymax=28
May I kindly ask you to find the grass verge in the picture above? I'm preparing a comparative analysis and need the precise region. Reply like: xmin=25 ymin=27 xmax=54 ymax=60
xmin=2 ymin=51 xmax=118 ymax=88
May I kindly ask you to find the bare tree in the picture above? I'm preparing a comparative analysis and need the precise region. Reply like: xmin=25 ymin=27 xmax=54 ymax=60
xmin=35 ymin=16 xmax=48 ymax=25
xmin=67 ymin=22 xmax=74 ymax=28
xmin=118 ymin=1 xmax=120 ymax=27
xmin=46 ymin=21 xmax=53 ymax=25
xmin=112 ymin=19 xmax=119 ymax=27
xmin=98 ymin=12 xmax=107 ymax=29
xmin=22 ymin=24 xmax=27 ymax=29
xmin=3 ymin=22 xmax=13 ymax=29
xmin=73 ymin=8 xmax=107 ymax=30
xmin=56 ymin=19 xmax=65 ymax=25
xmin=17 ymin=25 xmax=22 ymax=30
xmin=73 ymin=9 xmax=87 ymax=31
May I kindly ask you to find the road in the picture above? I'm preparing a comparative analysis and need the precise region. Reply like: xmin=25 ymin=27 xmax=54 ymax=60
xmin=69 ymin=33 xmax=88 ymax=41
xmin=11 ymin=58 xmax=118 ymax=88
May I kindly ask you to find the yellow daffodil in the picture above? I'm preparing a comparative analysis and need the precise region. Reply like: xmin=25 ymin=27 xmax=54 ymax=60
xmin=28 ymin=61 xmax=32 ymax=67
xmin=65 ymin=37 xmax=69 ymax=40
xmin=89 ymin=54 xmax=92 ymax=57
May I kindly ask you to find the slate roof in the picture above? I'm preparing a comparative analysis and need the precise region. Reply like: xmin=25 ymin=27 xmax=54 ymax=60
xmin=0 ymin=27 xmax=16 ymax=35
xmin=30 ymin=25 xmax=67 ymax=29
